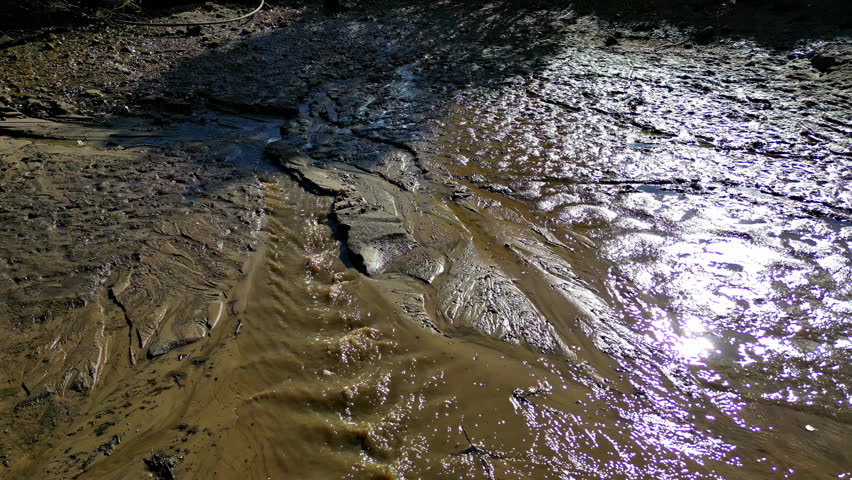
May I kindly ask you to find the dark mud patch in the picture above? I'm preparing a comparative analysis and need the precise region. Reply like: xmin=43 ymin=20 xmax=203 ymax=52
xmin=144 ymin=452 xmax=181 ymax=480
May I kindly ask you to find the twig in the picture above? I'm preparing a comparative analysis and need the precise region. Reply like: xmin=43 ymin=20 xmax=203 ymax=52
xmin=111 ymin=0 xmax=265 ymax=27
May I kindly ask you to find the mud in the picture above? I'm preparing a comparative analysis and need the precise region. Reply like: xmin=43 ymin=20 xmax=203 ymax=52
xmin=0 ymin=1 xmax=850 ymax=479
xmin=0 ymin=109 xmax=284 ymax=473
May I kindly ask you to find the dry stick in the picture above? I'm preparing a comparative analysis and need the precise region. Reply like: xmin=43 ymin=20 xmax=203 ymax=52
xmin=110 ymin=0 xmax=265 ymax=27
xmin=457 ymin=426 xmax=499 ymax=480
xmin=461 ymin=425 xmax=475 ymax=448
xmin=457 ymin=425 xmax=505 ymax=459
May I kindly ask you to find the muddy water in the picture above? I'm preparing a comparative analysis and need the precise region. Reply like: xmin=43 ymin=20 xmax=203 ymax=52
xmin=2 ymin=2 xmax=851 ymax=479
xmin=65 ymin=177 xmax=622 ymax=479
xmin=6 ymin=122 xmax=847 ymax=479
xmin=417 ymin=19 xmax=852 ymax=477
xmin=45 ymin=174 xmax=788 ymax=480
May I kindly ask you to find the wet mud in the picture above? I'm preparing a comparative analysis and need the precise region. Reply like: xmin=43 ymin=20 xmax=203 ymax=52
xmin=1 ymin=1 xmax=850 ymax=479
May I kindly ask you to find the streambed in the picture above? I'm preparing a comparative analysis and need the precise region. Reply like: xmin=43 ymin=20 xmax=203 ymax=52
xmin=0 ymin=1 xmax=850 ymax=479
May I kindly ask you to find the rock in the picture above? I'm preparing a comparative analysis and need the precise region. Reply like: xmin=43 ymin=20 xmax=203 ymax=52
xmin=0 ymin=34 xmax=14 ymax=48
xmin=83 ymin=89 xmax=103 ymax=98
xmin=604 ymin=36 xmax=619 ymax=47
xmin=187 ymin=25 xmax=203 ymax=37
xmin=203 ymin=1 xmax=218 ymax=11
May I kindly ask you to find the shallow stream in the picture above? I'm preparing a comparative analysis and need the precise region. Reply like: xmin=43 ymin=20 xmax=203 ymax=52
xmin=0 ymin=2 xmax=850 ymax=479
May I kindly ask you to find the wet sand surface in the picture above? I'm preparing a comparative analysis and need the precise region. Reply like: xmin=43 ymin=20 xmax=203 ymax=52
xmin=1 ymin=1 xmax=850 ymax=479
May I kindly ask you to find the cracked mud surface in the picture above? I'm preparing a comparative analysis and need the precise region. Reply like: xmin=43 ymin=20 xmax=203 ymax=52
xmin=0 ymin=1 xmax=850 ymax=479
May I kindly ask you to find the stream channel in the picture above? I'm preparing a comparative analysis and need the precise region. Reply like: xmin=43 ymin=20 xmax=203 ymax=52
xmin=0 ymin=2 xmax=850 ymax=479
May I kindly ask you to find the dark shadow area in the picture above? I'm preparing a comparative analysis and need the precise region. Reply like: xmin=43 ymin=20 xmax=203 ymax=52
xmin=134 ymin=0 xmax=583 ymax=278
xmin=130 ymin=0 xmax=851 ymax=288
xmin=467 ymin=0 xmax=852 ymax=48
xmin=146 ymin=0 xmax=578 ymax=158
xmin=133 ymin=0 xmax=851 ymax=138
xmin=0 ymin=0 xmax=250 ymax=33
xmin=569 ymin=0 xmax=852 ymax=46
